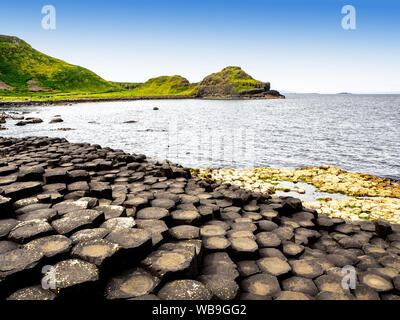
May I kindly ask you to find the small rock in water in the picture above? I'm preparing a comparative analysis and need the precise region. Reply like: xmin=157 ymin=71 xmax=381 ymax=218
xmin=49 ymin=117 xmax=64 ymax=123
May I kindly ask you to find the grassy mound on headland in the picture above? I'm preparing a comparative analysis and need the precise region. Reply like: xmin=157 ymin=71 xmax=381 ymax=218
xmin=129 ymin=75 xmax=198 ymax=96
xmin=197 ymin=66 xmax=271 ymax=97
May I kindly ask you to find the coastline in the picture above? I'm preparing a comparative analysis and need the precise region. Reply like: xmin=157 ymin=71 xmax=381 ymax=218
xmin=192 ymin=167 xmax=400 ymax=223
xmin=0 ymin=93 xmax=285 ymax=107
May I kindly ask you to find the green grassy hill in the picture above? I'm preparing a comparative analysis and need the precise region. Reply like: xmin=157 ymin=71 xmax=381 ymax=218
xmin=130 ymin=75 xmax=197 ymax=96
xmin=0 ymin=35 xmax=283 ymax=101
xmin=0 ymin=35 xmax=118 ymax=93
xmin=197 ymin=66 xmax=274 ymax=97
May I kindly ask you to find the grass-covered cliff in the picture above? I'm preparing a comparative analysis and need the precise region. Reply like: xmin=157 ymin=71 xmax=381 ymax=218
xmin=0 ymin=35 xmax=283 ymax=102
xmin=0 ymin=35 xmax=118 ymax=93
xmin=196 ymin=66 xmax=281 ymax=98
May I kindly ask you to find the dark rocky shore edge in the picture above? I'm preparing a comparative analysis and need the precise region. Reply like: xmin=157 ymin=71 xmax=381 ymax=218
xmin=0 ymin=136 xmax=399 ymax=301
xmin=0 ymin=92 xmax=284 ymax=108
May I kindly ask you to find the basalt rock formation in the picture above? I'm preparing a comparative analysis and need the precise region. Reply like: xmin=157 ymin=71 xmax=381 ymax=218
xmin=0 ymin=137 xmax=399 ymax=300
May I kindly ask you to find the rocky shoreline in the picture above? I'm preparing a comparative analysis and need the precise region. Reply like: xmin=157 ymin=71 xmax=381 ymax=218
xmin=193 ymin=167 xmax=400 ymax=224
xmin=0 ymin=136 xmax=400 ymax=300
xmin=0 ymin=92 xmax=284 ymax=108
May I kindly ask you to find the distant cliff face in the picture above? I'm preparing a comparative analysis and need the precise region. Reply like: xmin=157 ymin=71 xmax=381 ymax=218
xmin=196 ymin=66 xmax=283 ymax=99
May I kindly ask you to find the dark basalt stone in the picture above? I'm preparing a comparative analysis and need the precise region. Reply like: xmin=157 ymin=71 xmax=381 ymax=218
xmin=258 ymin=220 xmax=279 ymax=232
xmin=0 ymin=219 xmax=18 ymax=239
xmin=2 ymin=181 xmax=42 ymax=201
xmin=157 ymin=279 xmax=212 ymax=300
xmin=0 ymin=240 xmax=18 ymax=254
xmin=71 ymin=238 xmax=120 ymax=274
xmin=282 ymin=241 xmax=305 ymax=258
xmin=67 ymin=181 xmax=90 ymax=192
xmin=52 ymin=200 xmax=88 ymax=216
xmin=15 ymin=203 xmax=51 ymax=216
xmin=316 ymin=291 xmax=354 ymax=300
xmin=17 ymin=165 xmax=44 ymax=182
xmin=142 ymin=243 xmax=197 ymax=280
xmin=275 ymin=291 xmax=313 ymax=300
xmin=70 ymin=228 xmax=110 ymax=244
xmin=25 ymin=234 xmax=72 ymax=265
xmin=203 ymin=236 xmax=231 ymax=252
xmin=259 ymin=248 xmax=287 ymax=261
xmin=100 ymin=217 xmax=136 ymax=231
xmin=136 ymin=207 xmax=169 ymax=220
xmin=256 ymin=232 xmax=281 ymax=248
xmin=230 ymin=237 xmax=259 ymax=260
xmin=67 ymin=170 xmax=90 ymax=183
xmin=0 ymin=165 xmax=18 ymax=177
xmin=0 ymin=246 xmax=44 ymax=298
xmin=106 ymin=228 xmax=152 ymax=270
xmin=150 ymin=198 xmax=176 ymax=210
xmin=0 ymin=195 xmax=12 ymax=217
xmin=7 ymin=285 xmax=57 ymax=300
xmin=124 ymin=197 xmax=148 ymax=210
xmin=136 ymin=219 xmax=169 ymax=245
xmin=44 ymin=168 xmax=68 ymax=184
xmin=240 ymin=292 xmax=272 ymax=300
xmin=51 ymin=259 xmax=100 ymax=299
xmin=169 ymin=225 xmax=199 ymax=240
xmin=0 ymin=174 xmax=18 ymax=186
xmin=289 ymin=259 xmax=324 ymax=279
xmin=354 ymin=284 xmax=380 ymax=300
xmin=241 ymin=273 xmax=281 ymax=298
xmin=51 ymin=209 xmax=105 ymax=236
xmin=105 ymin=267 xmax=160 ymax=300
xmin=89 ymin=182 xmax=112 ymax=199
xmin=95 ymin=205 xmax=126 ymax=220
xmin=281 ymin=276 xmax=319 ymax=296
xmin=198 ymin=274 xmax=239 ymax=300
xmin=202 ymin=252 xmax=239 ymax=280
xmin=8 ymin=220 xmax=55 ymax=244
xmin=360 ymin=272 xmax=394 ymax=292
xmin=171 ymin=210 xmax=201 ymax=226
xmin=276 ymin=197 xmax=302 ymax=216
xmin=375 ymin=219 xmax=393 ymax=238
xmin=237 ymin=260 xmax=260 ymax=278
xmin=256 ymin=257 xmax=291 ymax=277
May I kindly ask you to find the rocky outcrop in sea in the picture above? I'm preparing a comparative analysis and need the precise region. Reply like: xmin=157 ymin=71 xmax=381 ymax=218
xmin=0 ymin=136 xmax=400 ymax=300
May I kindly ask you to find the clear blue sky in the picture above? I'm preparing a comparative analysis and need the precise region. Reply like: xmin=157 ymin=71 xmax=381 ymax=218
xmin=1 ymin=0 xmax=399 ymax=93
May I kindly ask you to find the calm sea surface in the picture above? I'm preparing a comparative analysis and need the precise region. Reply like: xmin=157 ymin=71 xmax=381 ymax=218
xmin=1 ymin=94 xmax=399 ymax=180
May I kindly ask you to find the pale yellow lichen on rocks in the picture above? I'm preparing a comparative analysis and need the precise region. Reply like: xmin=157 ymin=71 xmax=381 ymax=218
xmin=192 ymin=166 xmax=400 ymax=223
xmin=304 ymin=197 xmax=400 ymax=224
xmin=193 ymin=165 xmax=400 ymax=198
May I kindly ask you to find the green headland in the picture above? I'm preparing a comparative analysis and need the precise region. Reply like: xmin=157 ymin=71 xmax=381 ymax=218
xmin=0 ymin=35 xmax=284 ymax=103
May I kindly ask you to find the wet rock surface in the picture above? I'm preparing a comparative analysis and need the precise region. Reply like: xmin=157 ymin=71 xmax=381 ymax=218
xmin=1 ymin=136 xmax=400 ymax=300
